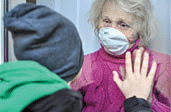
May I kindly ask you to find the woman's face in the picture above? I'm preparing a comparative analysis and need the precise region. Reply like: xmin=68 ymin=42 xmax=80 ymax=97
xmin=99 ymin=1 xmax=138 ymax=49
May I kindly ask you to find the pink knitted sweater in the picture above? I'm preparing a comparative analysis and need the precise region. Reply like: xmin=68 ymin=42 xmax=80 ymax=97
xmin=71 ymin=44 xmax=171 ymax=112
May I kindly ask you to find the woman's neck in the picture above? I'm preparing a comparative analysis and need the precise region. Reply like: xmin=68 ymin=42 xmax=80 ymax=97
xmin=98 ymin=38 xmax=141 ymax=63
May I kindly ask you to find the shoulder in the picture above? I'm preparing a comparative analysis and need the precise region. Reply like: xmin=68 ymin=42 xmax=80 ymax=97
xmin=148 ymin=49 xmax=170 ymax=64
xmin=84 ymin=49 xmax=101 ymax=62
xmin=147 ymin=48 xmax=170 ymax=77
xmin=83 ymin=49 xmax=104 ymax=73
xmin=70 ymin=50 xmax=101 ymax=90
xmin=148 ymin=49 xmax=170 ymax=78
xmin=147 ymin=49 xmax=171 ymax=103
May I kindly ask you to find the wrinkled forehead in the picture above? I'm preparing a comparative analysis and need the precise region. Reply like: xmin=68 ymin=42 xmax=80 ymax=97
xmin=101 ymin=1 xmax=134 ymax=26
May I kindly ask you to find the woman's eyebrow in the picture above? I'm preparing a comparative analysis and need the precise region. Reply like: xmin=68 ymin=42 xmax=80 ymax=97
xmin=116 ymin=18 xmax=131 ymax=25
xmin=102 ymin=16 xmax=132 ymax=25
xmin=101 ymin=16 xmax=111 ymax=20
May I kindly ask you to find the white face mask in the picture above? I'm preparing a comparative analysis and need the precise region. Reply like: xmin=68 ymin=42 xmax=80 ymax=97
xmin=98 ymin=27 xmax=129 ymax=55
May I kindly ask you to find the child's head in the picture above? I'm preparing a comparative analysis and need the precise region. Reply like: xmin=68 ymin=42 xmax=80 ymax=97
xmin=4 ymin=3 xmax=84 ymax=82
xmin=3 ymin=3 xmax=83 ymax=112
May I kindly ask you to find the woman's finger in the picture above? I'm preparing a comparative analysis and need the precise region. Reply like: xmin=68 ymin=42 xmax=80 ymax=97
xmin=120 ymin=66 xmax=126 ymax=80
xmin=132 ymin=49 xmax=137 ymax=63
xmin=139 ymin=47 xmax=144 ymax=67
xmin=139 ymin=47 xmax=144 ymax=53
xmin=126 ymin=52 xmax=133 ymax=77
xmin=141 ymin=52 xmax=149 ymax=77
xmin=133 ymin=47 xmax=144 ymax=68
xmin=147 ymin=61 xmax=157 ymax=81
xmin=113 ymin=71 xmax=122 ymax=89
xmin=134 ymin=49 xmax=141 ymax=75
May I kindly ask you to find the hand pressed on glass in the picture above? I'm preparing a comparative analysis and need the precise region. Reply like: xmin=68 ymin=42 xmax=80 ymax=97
xmin=113 ymin=50 xmax=157 ymax=100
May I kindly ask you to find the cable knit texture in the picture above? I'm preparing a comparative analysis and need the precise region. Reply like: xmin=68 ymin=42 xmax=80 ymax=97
xmin=71 ymin=40 xmax=171 ymax=112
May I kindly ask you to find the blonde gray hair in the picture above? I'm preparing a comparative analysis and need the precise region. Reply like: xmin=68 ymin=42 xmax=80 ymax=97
xmin=89 ymin=0 xmax=157 ymax=44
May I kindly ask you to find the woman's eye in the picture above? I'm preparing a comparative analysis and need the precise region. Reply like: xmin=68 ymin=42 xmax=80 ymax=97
xmin=103 ymin=19 xmax=111 ymax=24
xmin=119 ymin=23 xmax=129 ymax=28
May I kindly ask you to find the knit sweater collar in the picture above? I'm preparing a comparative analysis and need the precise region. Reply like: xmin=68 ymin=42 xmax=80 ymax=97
xmin=98 ymin=38 xmax=141 ymax=63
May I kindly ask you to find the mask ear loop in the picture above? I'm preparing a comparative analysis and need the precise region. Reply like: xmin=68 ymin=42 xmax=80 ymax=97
xmin=131 ymin=33 xmax=143 ymax=48
xmin=138 ymin=34 xmax=145 ymax=47
xmin=97 ymin=29 xmax=102 ymax=45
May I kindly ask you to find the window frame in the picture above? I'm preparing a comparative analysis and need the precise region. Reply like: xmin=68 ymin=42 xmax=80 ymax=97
xmin=0 ymin=0 xmax=8 ymax=64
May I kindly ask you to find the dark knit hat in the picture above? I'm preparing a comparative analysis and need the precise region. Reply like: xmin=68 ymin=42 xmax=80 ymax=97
xmin=4 ymin=3 xmax=84 ymax=82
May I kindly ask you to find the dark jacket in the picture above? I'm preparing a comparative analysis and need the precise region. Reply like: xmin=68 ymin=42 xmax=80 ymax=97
xmin=124 ymin=96 xmax=153 ymax=112
xmin=0 ymin=61 xmax=77 ymax=112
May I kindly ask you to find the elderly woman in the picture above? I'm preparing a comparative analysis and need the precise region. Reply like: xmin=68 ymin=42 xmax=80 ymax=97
xmin=70 ymin=0 xmax=171 ymax=112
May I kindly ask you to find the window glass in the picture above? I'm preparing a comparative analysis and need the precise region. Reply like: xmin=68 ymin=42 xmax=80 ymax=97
xmin=0 ymin=0 xmax=4 ymax=64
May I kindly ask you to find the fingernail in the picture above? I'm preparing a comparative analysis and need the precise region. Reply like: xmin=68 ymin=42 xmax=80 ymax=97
xmin=126 ymin=52 xmax=130 ymax=55
xmin=113 ymin=71 xmax=116 ymax=78
xmin=137 ymin=49 xmax=141 ymax=53
xmin=113 ymin=71 xmax=116 ymax=74
xmin=152 ymin=60 xmax=157 ymax=66
xmin=144 ymin=51 xmax=148 ymax=57
xmin=139 ymin=47 xmax=144 ymax=51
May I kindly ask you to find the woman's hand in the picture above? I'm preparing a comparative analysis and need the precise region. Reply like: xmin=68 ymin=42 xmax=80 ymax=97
xmin=113 ymin=49 xmax=157 ymax=100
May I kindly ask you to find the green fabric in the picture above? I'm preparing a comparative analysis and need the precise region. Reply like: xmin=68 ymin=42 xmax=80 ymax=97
xmin=0 ymin=61 xmax=70 ymax=112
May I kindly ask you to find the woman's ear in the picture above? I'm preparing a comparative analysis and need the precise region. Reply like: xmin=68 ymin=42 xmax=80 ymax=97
xmin=137 ymin=34 xmax=145 ymax=47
